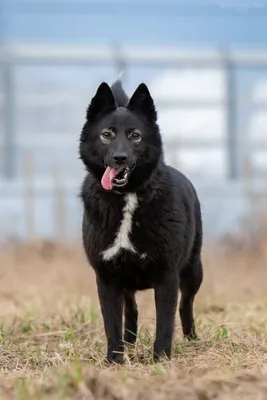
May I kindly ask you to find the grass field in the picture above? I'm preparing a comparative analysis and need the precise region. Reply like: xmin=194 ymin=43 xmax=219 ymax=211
xmin=1 ymin=239 xmax=267 ymax=399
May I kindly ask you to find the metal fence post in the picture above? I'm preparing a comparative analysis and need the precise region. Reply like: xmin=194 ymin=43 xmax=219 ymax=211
xmin=2 ymin=61 xmax=16 ymax=179
xmin=112 ymin=44 xmax=127 ymax=82
xmin=225 ymin=60 xmax=240 ymax=180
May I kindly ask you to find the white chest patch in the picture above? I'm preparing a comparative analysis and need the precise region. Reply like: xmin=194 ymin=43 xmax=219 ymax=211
xmin=102 ymin=193 xmax=138 ymax=261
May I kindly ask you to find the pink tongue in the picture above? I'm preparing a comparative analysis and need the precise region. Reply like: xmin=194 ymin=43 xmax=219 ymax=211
xmin=101 ymin=166 xmax=123 ymax=190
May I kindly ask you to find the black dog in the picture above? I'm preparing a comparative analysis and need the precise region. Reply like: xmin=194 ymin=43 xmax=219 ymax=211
xmin=80 ymin=80 xmax=203 ymax=363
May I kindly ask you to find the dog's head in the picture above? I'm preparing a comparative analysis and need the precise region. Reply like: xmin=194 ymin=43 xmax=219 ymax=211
xmin=80 ymin=81 xmax=163 ymax=193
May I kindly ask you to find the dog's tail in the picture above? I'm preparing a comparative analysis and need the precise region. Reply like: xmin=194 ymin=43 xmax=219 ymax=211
xmin=111 ymin=78 xmax=129 ymax=107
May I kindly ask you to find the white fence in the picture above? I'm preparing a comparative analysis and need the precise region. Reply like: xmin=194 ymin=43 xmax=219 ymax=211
xmin=1 ymin=43 xmax=267 ymax=240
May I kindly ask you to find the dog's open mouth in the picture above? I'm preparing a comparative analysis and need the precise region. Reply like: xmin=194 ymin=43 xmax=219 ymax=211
xmin=101 ymin=165 xmax=135 ymax=191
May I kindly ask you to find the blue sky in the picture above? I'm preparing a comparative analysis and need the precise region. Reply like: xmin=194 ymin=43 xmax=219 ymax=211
xmin=1 ymin=1 xmax=267 ymax=238
xmin=2 ymin=0 xmax=267 ymax=138
xmin=1 ymin=1 xmax=267 ymax=46
xmin=2 ymin=0 xmax=266 ymax=113
xmin=1 ymin=0 xmax=267 ymax=158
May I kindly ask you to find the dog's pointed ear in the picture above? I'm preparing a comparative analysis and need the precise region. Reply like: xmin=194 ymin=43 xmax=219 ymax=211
xmin=86 ymin=82 xmax=116 ymax=120
xmin=127 ymin=83 xmax=157 ymax=122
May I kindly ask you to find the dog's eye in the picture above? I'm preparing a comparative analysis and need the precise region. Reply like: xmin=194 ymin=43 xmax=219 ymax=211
xmin=101 ymin=130 xmax=113 ymax=140
xmin=131 ymin=131 xmax=141 ymax=141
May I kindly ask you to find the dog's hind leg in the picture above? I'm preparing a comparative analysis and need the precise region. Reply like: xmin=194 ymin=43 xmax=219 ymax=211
xmin=179 ymin=257 xmax=203 ymax=340
xmin=124 ymin=290 xmax=138 ymax=344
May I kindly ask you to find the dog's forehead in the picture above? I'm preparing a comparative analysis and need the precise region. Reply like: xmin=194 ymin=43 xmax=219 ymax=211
xmin=104 ymin=107 xmax=141 ymax=127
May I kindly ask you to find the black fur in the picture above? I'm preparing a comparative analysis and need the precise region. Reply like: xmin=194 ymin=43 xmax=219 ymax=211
xmin=111 ymin=80 xmax=129 ymax=107
xmin=80 ymin=80 xmax=203 ymax=364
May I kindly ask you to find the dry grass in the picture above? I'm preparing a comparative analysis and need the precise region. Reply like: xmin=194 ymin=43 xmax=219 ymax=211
xmin=0 ymin=239 xmax=267 ymax=399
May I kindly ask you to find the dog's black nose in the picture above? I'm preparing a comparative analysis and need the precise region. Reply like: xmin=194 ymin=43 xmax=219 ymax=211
xmin=113 ymin=152 xmax=128 ymax=165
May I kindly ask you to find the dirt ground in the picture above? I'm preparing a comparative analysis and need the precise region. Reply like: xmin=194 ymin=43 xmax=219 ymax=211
xmin=0 ymin=239 xmax=267 ymax=399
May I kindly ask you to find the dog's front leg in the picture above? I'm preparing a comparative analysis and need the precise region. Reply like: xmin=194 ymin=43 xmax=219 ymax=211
xmin=153 ymin=274 xmax=179 ymax=362
xmin=96 ymin=275 xmax=124 ymax=364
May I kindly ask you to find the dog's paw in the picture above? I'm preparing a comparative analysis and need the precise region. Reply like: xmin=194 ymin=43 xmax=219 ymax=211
xmin=153 ymin=349 xmax=171 ymax=364
xmin=106 ymin=353 xmax=125 ymax=366
xmin=184 ymin=333 xmax=200 ymax=341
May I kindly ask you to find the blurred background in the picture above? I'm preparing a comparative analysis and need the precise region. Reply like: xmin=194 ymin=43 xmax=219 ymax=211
xmin=0 ymin=0 xmax=267 ymax=243
xmin=0 ymin=3 xmax=267 ymax=394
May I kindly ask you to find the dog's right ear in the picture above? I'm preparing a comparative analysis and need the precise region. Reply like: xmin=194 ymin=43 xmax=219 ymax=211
xmin=127 ymin=83 xmax=157 ymax=122
xmin=86 ymin=82 xmax=116 ymax=120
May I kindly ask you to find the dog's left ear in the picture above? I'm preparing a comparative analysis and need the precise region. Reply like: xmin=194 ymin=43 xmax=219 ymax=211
xmin=127 ymin=83 xmax=157 ymax=122
xmin=86 ymin=82 xmax=116 ymax=121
